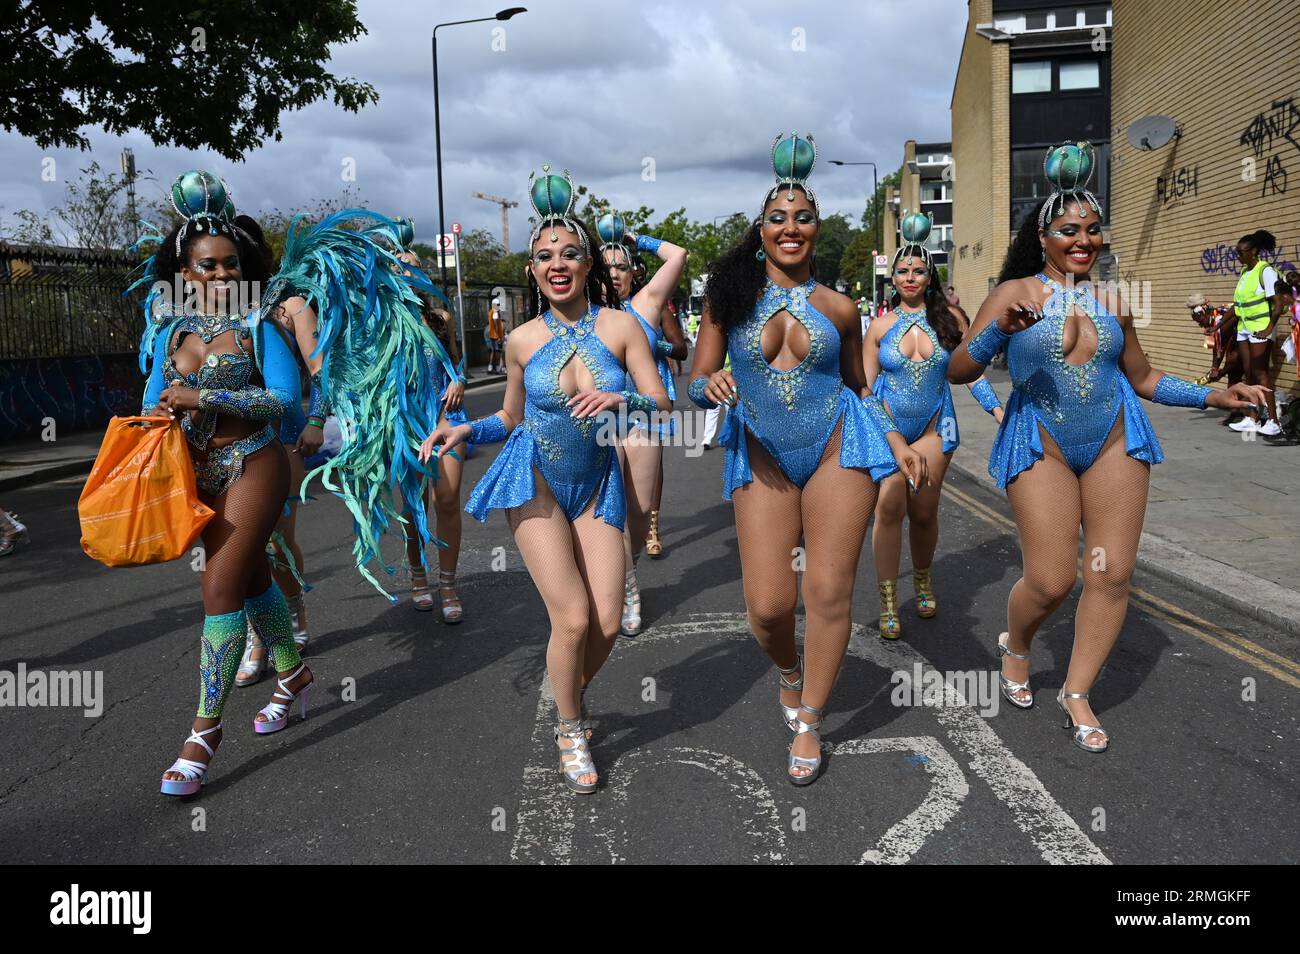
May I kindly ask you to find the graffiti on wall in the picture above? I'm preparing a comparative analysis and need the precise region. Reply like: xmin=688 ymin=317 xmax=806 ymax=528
xmin=1239 ymin=96 xmax=1300 ymax=197
xmin=1199 ymin=238 xmax=1298 ymax=277
xmin=1155 ymin=165 xmax=1198 ymax=205
xmin=0 ymin=355 xmax=140 ymax=442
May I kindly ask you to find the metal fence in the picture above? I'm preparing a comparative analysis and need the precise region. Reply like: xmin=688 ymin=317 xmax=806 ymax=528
xmin=0 ymin=258 xmax=142 ymax=360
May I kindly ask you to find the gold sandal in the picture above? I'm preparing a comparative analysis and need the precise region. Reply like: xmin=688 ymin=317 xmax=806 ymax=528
xmin=438 ymin=569 xmax=464 ymax=625
xmin=411 ymin=566 xmax=436 ymax=612
xmin=645 ymin=509 xmax=664 ymax=559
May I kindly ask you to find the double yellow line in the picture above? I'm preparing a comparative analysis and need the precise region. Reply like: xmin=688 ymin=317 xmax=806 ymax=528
xmin=944 ymin=481 xmax=1300 ymax=689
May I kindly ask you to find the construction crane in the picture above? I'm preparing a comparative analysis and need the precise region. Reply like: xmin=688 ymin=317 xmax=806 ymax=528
xmin=470 ymin=192 xmax=519 ymax=253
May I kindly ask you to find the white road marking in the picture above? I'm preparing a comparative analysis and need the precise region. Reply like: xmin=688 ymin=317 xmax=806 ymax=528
xmin=511 ymin=612 xmax=1109 ymax=864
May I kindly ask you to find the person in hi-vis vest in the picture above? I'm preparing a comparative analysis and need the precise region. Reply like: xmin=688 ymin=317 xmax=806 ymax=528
xmin=1225 ymin=230 xmax=1284 ymax=435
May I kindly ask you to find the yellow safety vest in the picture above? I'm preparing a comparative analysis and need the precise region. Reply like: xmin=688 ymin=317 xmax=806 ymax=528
xmin=1234 ymin=261 xmax=1273 ymax=332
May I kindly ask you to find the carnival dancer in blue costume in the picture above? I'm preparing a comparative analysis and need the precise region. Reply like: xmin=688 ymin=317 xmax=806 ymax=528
xmin=420 ymin=167 xmax=668 ymax=794
xmin=864 ymin=211 xmax=1003 ymax=640
xmin=140 ymin=172 xmax=452 ymax=796
xmin=596 ymin=212 xmax=688 ymax=635
xmin=393 ymin=219 xmax=470 ymax=624
xmin=687 ymin=134 xmax=928 ymax=786
xmin=949 ymin=143 xmax=1267 ymax=753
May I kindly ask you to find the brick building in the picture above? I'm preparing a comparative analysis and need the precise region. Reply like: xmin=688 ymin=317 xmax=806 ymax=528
xmin=1109 ymin=0 xmax=1299 ymax=391
xmin=950 ymin=0 xmax=1112 ymax=311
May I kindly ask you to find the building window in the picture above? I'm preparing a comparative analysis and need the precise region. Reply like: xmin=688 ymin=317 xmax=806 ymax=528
xmin=1084 ymin=6 xmax=1108 ymax=25
xmin=1059 ymin=60 xmax=1100 ymax=90
xmin=1025 ymin=12 xmax=1048 ymax=29
xmin=924 ymin=225 xmax=952 ymax=253
xmin=922 ymin=182 xmax=951 ymax=202
xmin=1012 ymin=61 xmax=1052 ymax=93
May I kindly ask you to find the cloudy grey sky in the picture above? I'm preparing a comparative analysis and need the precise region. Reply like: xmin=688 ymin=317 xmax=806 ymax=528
xmin=2 ymin=0 xmax=966 ymax=247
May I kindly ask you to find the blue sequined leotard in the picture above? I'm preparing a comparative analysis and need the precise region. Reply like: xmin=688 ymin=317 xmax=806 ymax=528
xmin=874 ymin=308 xmax=959 ymax=452
xmin=716 ymin=277 xmax=898 ymax=498
xmin=623 ymin=301 xmax=675 ymax=436
xmin=989 ymin=273 xmax=1162 ymax=488
xmin=424 ymin=340 xmax=469 ymax=428
xmin=466 ymin=306 xmax=626 ymax=526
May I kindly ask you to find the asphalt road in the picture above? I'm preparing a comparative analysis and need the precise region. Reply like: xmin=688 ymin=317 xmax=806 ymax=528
xmin=1 ymin=382 xmax=1297 ymax=864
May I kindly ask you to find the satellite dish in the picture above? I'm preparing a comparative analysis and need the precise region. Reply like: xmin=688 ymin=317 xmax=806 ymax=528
xmin=1127 ymin=115 xmax=1180 ymax=151
xmin=941 ymin=240 xmax=955 ymax=253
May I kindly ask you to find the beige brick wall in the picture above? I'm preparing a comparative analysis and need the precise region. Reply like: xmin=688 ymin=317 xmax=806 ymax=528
xmin=1111 ymin=0 xmax=1300 ymax=394
xmin=951 ymin=0 xmax=1010 ymax=314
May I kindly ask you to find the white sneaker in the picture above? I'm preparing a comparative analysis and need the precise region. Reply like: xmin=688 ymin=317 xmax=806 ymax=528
xmin=1229 ymin=418 xmax=1261 ymax=432
xmin=1258 ymin=420 xmax=1283 ymax=436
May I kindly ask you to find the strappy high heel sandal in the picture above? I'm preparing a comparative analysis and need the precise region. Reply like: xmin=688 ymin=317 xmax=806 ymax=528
xmin=554 ymin=716 xmax=598 ymax=794
xmin=913 ymin=567 xmax=937 ymax=618
xmin=410 ymin=565 xmax=436 ymax=612
xmin=160 ymin=724 xmax=222 ymax=796
xmin=777 ymin=657 xmax=803 ymax=732
xmin=878 ymin=580 xmax=901 ymax=639
xmin=253 ymin=664 xmax=313 ymax=734
xmin=645 ymin=510 xmax=664 ymax=559
xmin=235 ymin=621 xmax=265 ymax=688
xmin=788 ymin=704 xmax=824 ymax=787
xmin=287 ymin=591 xmax=309 ymax=650
xmin=621 ymin=569 xmax=642 ymax=637
xmin=996 ymin=631 xmax=1034 ymax=709
xmin=580 ymin=686 xmax=594 ymax=741
xmin=438 ymin=569 xmax=464 ymax=625
xmin=1057 ymin=689 xmax=1109 ymax=753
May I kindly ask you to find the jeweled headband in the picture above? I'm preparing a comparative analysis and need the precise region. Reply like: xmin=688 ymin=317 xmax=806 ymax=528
xmin=764 ymin=132 xmax=819 ymax=216
xmin=1037 ymin=141 xmax=1104 ymax=228
xmin=527 ymin=165 xmax=588 ymax=252
xmin=596 ymin=211 xmax=632 ymax=267
xmin=892 ymin=210 xmax=934 ymax=270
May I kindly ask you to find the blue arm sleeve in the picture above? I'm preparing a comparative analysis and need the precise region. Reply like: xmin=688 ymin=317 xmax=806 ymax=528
xmin=196 ymin=320 xmax=297 ymax=420
xmin=141 ymin=330 xmax=169 ymax=413
xmin=688 ymin=377 xmax=718 ymax=410
xmin=969 ymin=378 xmax=1002 ymax=414
xmin=1152 ymin=374 xmax=1212 ymax=409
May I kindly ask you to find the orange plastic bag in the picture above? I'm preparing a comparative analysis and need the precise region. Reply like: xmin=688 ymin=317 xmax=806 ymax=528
xmin=78 ymin=416 xmax=214 ymax=567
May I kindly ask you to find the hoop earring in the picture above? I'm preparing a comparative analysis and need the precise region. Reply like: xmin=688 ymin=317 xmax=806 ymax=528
xmin=755 ymin=248 xmax=766 ymax=262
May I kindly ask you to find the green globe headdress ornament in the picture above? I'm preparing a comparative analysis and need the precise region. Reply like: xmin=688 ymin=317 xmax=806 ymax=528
xmin=765 ymin=132 xmax=819 ymax=215
xmin=169 ymin=170 xmax=247 ymax=257
xmin=595 ymin=211 xmax=632 ymax=267
xmin=891 ymin=210 xmax=934 ymax=270
xmin=1037 ymin=141 xmax=1103 ymax=228
xmin=527 ymin=165 xmax=587 ymax=253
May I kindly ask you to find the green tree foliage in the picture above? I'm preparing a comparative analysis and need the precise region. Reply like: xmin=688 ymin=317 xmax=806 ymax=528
xmin=1 ymin=1 xmax=378 ymax=160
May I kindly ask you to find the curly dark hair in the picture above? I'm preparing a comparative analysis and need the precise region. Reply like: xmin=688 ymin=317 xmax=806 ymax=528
xmin=997 ymin=200 xmax=1051 ymax=285
xmin=704 ymin=186 xmax=821 ymax=334
xmin=888 ymin=267 xmax=963 ymax=352
xmin=1238 ymin=229 xmax=1276 ymax=253
xmin=526 ymin=219 xmax=617 ymax=320
xmin=148 ymin=216 xmax=273 ymax=290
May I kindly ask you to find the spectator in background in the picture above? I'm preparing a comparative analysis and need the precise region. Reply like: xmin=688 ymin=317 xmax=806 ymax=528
xmin=1225 ymin=230 xmax=1283 ymax=435
xmin=945 ymin=284 xmax=960 ymax=307
xmin=1186 ymin=292 xmax=1240 ymax=402
xmin=485 ymin=301 xmax=505 ymax=374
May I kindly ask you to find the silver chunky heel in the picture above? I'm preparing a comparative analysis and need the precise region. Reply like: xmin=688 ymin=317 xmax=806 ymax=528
xmin=777 ymin=657 xmax=802 ymax=732
xmin=996 ymin=632 xmax=1034 ymax=709
xmin=1057 ymin=689 xmax=1109 ymax=753
xmin=555 ymin=716 xmax=598 ymax=794
xmin=620 ymin=569 xmax=642 ymax=637
xmin=788 ymin=703 xmax=824 ymax=786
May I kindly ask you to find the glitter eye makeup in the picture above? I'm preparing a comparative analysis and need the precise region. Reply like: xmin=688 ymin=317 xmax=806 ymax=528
xmin=765 ymin=211 xmax=788 ymax=225
xmin=793 ymin=211 xmax=816 ymax=225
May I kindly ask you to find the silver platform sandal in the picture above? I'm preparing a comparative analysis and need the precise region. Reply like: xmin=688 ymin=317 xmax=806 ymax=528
xmin=777 ymin=657 xmax=803 ymax=732
xmin=235 ymin=620 xmax=265 ymax=688
xmin=788 ymin=703 xmax=824 ymax=787
xmin=555 ymin=716 xmax=598 ymax=794
xmin=1057 ymin=689 xmax=1109 ymax=753
xmin=996 ymin=631 xmax=1034 ymax=709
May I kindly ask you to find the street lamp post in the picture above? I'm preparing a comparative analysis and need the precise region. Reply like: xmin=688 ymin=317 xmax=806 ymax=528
xmin=433 ymin=7 xmax=526 ymax=364
xmin=829 ymin=159 xmax=880 ymax=307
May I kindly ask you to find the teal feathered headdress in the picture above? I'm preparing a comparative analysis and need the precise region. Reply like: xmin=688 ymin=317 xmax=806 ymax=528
xmin=169 ymin=170 xmax=241 ymax=257
xmin=527 ymin=165 xmax=586 ymax=252
xmin=766 ymin=132 xmax=819 ymax=214
xmin=1038 ymin=141 xmax=1103 ymax=228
